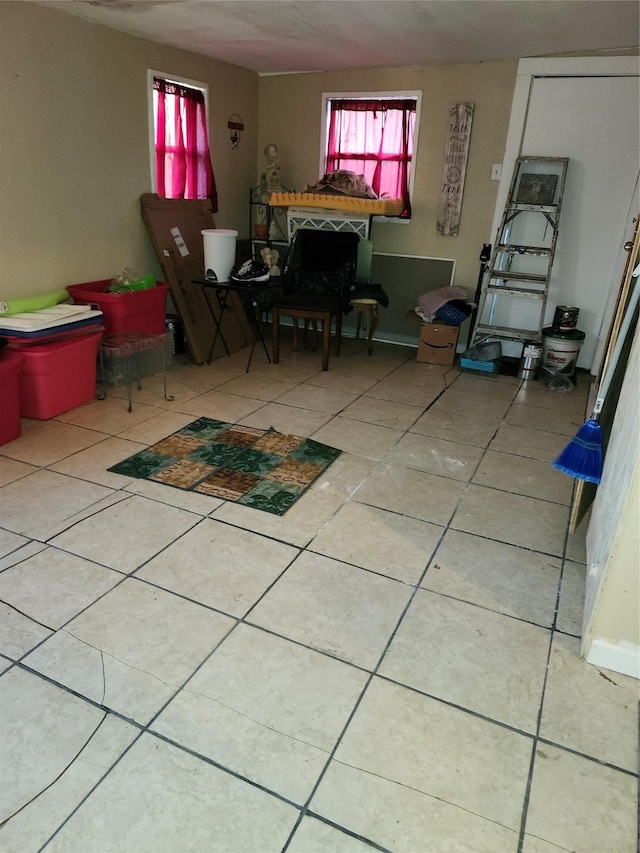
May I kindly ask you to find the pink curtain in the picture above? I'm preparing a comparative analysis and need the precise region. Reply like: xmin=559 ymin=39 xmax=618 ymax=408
xmin=327 ymin=99 xmax=416 ymax=218
xmin=153 ymin=78 xmax=218 ymax=210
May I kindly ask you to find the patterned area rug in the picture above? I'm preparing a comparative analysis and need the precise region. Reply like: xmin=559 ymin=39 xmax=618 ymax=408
xmin=108 ymin=417 xmax=342 ymax=515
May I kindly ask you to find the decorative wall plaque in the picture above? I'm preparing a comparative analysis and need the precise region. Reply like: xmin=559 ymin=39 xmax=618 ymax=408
xmin=437 ymin=102 xmax=474 ymax=237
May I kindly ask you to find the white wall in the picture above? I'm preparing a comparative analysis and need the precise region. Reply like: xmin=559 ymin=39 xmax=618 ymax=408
xmin=583 ymin=320 xmax=640 ymax=679
xmin=490 ymin=58 xmax=640 ymax=370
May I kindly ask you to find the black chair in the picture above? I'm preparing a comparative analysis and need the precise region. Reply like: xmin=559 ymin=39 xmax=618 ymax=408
xmin=271 ymin=229 xmax=359 ymax=371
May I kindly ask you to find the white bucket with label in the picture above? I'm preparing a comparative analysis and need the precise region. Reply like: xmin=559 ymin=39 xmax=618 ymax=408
xmin=201 ymin=229 xmax=238 ymax=282
xmin=541 ymin=327 xmax=585 ymax=376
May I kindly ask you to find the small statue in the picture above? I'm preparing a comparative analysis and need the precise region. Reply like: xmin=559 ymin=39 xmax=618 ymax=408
xmin=260 ymin=246 xmax=281 ymax=277
xmin=258 ymin=143 xmax=283 ymax=202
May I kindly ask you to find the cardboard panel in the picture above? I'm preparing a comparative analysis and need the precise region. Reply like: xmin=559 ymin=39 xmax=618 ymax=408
xmin=416 ymin=323 xmax=459 ymax=365
xmin=140 ymin=194 xmax=252 ymax=363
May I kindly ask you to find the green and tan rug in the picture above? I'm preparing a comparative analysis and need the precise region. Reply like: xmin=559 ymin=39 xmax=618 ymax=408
xmin=108 ymin=417 xmax=342 ymax=515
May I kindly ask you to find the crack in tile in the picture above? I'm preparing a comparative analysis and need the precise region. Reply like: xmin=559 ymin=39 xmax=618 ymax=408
xmin=0 ymin=712 xmax=108 ymax=831
xmin=331 ymin=757 xmax=521 ymax=837
xmin=176 ymin=686 xmax=332 ymax=754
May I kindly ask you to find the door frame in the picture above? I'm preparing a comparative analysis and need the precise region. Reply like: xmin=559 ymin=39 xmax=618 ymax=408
xmin=491 ymin=57 xmax=640 ymax=268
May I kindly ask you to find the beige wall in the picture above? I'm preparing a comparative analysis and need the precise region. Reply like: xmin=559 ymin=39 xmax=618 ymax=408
xmin=0 ymin=2 xmax=258 ymax=299
xmin=257 ymin=62 xmax=517 ymax=292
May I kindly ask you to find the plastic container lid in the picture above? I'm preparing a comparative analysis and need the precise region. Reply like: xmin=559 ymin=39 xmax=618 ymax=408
xmin=542 ymin=326 xmax=585 ymax=341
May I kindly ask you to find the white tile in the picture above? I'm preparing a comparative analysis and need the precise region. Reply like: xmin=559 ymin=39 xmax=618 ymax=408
xmin=215 ymin=372 xmax=298 ymax=401
xmin=0 ymin=668 xmax=137 ymax=849
xmin=305 ymin=370 xmax=378 ymax=395
xmin=312 ymin=678 xmax=530 ymax=851
xmin=238 ymin=402 xmax=332 ymax=436
xmin=514 ymin=384 xmax=588 ymax=414
xmin=380 ymin=589 xmax=550 ymax=731
xmin=410 ymin=409 xmax=500 ymax=448
xmin=212 ymin=487 xmax=344 ymax=548
xmin=504 ymin=403 xmax=585 ymax=436
xmin=311 ymin=416 xmax=402 ymax=460
xmin=450 ymin=484 xmax=569 ymax=556
xmin=449 ymin=373 xmax=519 ymax=400
xmin=109 ymin=375 xmax=207 ymax=409
xmin=310 ymin=501 xmax=442 ymax=584
xmin=288 ymin=816 xmax=376 ymax=852
xmin=252 ymin=360 xmax=323 ymax=382
xmin=540 ymin=634 xmax=638 ymax=771
xmin=56 ymin=396 xmax=165 ymax=435
xmin=47 ymin=436 xmax=147 ymax=488
xmin=472 ymin=449 xmax=574 ymax=505
xmin=0 ymin=419 xmax=105 ymax=467
xmin=0 ymin=541 xmax=48 ymax=573
xmin=0 ymin=529 xmax=30 ymax=560
xmin=275 ymin=384 xmax=358 ymax=414
xmin=169 ymin=389 xmax=262 ymax=421
xmin=137 ymin=519 xmax=297 ymax=617
xmin=0 ymin=603 xmax=51 ymax=659
xmin=310 ymin=452 xmax=377 ymax=499
xmin=0 ymin=470 xmax=118 ymax=540
xmin=556 ymin=560 xmax=585 ymax=635
xmin=340 ymin=396 xmax=423 ymax=430
xmin=123 ymin=478 xmax=223 ymax=515
xmin=364 ymin=376 xmax=442 ymax=408
xmin=431 ymin=389 xmax=513 ymax=421
xmin=25 ymin=579 xmax=234 ymax=724
xmin=422 ymin=530 xmax=561 ymax=627
xmin=385 ymin=432 xmax=484 ymax=481
xmin=353 ymin=462 xmax=465 ymax=525
xmin=116 ymin=410 xmax=196 ymax=444
xmin=153 ymin=624 xmax=367 ymax=801
xmin=0 ymin=456 xmax=39 ymax=487
xmin=44 ymin=733 xmax=298 ymax=853
xmin=0 ymin=547 xmax=122 ymax=629
xmin=525 ymin=745 xmax=637 ymax=852
xmin=49 ymin=494 xmax=199 ymax=572
xmin=489 ymin=423 xmax=569 ymax=462
xmin=386 ymin=361 xmax=451 ymax=388
xmin=248 ymin=550 xmax=412 ymax=669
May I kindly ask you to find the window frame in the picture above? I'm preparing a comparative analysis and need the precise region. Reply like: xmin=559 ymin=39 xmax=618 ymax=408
xmin=147 ymin=69 xmax=211 ymax=195
xmin=319 ymin=90 xmax=422 ymax=224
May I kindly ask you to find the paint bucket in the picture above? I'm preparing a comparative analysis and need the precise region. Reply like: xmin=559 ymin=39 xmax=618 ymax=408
xmin=518 ymin=340 xmax=542 ymax=380
xmin=201 ymin=229 xmax=238 ymax=282
xmin=541 ymin=327 xmax=585 ymax=376
xmin=552 ymin=305 xmax=580 ymax=333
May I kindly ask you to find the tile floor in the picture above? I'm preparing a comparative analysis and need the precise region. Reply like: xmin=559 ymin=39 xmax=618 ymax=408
xmin=0 ymin=333 xmax=638 ymax=853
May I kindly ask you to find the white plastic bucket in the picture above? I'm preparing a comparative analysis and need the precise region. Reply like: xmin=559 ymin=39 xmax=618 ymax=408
xmin=541 ymin=327 xmax=585 ymax=376
xmin=201 ymin=229 xmax=238 ymax=282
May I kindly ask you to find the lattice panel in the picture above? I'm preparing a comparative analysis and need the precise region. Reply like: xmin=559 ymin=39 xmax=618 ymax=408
xmin=286 ymin=207 xmax=370 ymax=242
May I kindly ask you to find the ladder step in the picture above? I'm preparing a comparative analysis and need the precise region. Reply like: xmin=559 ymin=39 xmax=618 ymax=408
xmin=486 ymin=285 xmax=546 ymax=298
xmin=488 ymin=270 xmax=548 ymax=284
xmin=497 ymin=244 xmax=551 ymax=257
xmin=507 ymin=203 xmax=558 ymax=213
xmin=475 ymin=324 xmax=541 ymax=341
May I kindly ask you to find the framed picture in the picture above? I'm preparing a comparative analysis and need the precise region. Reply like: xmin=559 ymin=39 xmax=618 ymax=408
xmin=515 ymin=173 xmax=558 ymax=205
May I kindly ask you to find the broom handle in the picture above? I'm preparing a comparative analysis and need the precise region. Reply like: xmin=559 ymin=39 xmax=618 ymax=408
xmin=593 ymin=271 xmax=640 ymax=416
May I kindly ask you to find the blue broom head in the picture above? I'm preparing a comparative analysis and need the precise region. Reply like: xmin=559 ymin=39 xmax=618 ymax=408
xmin=552 ymin=417 xmax=603 ymax=484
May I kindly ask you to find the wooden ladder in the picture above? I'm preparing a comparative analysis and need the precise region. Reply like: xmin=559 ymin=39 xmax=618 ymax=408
xmin=471 ymin=156 xmax=569 ymax=347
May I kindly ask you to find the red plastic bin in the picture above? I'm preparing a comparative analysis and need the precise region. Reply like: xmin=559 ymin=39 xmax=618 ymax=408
xmin=66 ymin=280 xmax=170 ymax=336
xmin=0 ymin=350 xmax=24 ymax=444
xmin=17 ymin=331 xmax=103 ymax=419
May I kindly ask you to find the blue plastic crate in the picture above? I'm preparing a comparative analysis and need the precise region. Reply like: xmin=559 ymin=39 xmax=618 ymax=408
xmin=434 ymin=303 xmax=471 ymax=327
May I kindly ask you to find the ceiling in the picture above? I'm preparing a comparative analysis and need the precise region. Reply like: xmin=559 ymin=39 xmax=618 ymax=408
xmin=35 ymin=0 xmax=639 ymax=75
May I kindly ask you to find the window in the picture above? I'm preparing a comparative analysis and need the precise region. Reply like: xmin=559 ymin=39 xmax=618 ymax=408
xmin=151 ymin=74 xmax=217 ymax=209
xmin=322 ymin=93 xmax=420 ymax=219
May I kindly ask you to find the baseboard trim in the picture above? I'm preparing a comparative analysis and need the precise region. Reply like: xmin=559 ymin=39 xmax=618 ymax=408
xmin=585 ymin=638 xmax=640 ymax=680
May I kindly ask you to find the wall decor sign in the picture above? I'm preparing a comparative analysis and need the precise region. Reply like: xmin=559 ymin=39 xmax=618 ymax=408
xmin=437 ymin=102 xmax=475 ymax=237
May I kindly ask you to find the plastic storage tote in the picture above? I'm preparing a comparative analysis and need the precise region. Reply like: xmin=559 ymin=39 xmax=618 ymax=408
xmin=67 ymin=280 xmax=170 ymax=336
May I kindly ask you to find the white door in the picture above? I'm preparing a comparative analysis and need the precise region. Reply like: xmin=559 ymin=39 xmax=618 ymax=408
xmin=520 ymin=75 xmax=639 ymax=370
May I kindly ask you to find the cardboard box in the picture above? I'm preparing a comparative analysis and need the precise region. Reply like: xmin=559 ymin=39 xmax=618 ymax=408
xmin=140 ymin=194 xmax=253 ymax=364
xmin=416 ymin=322 xmax=459 ymax=365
